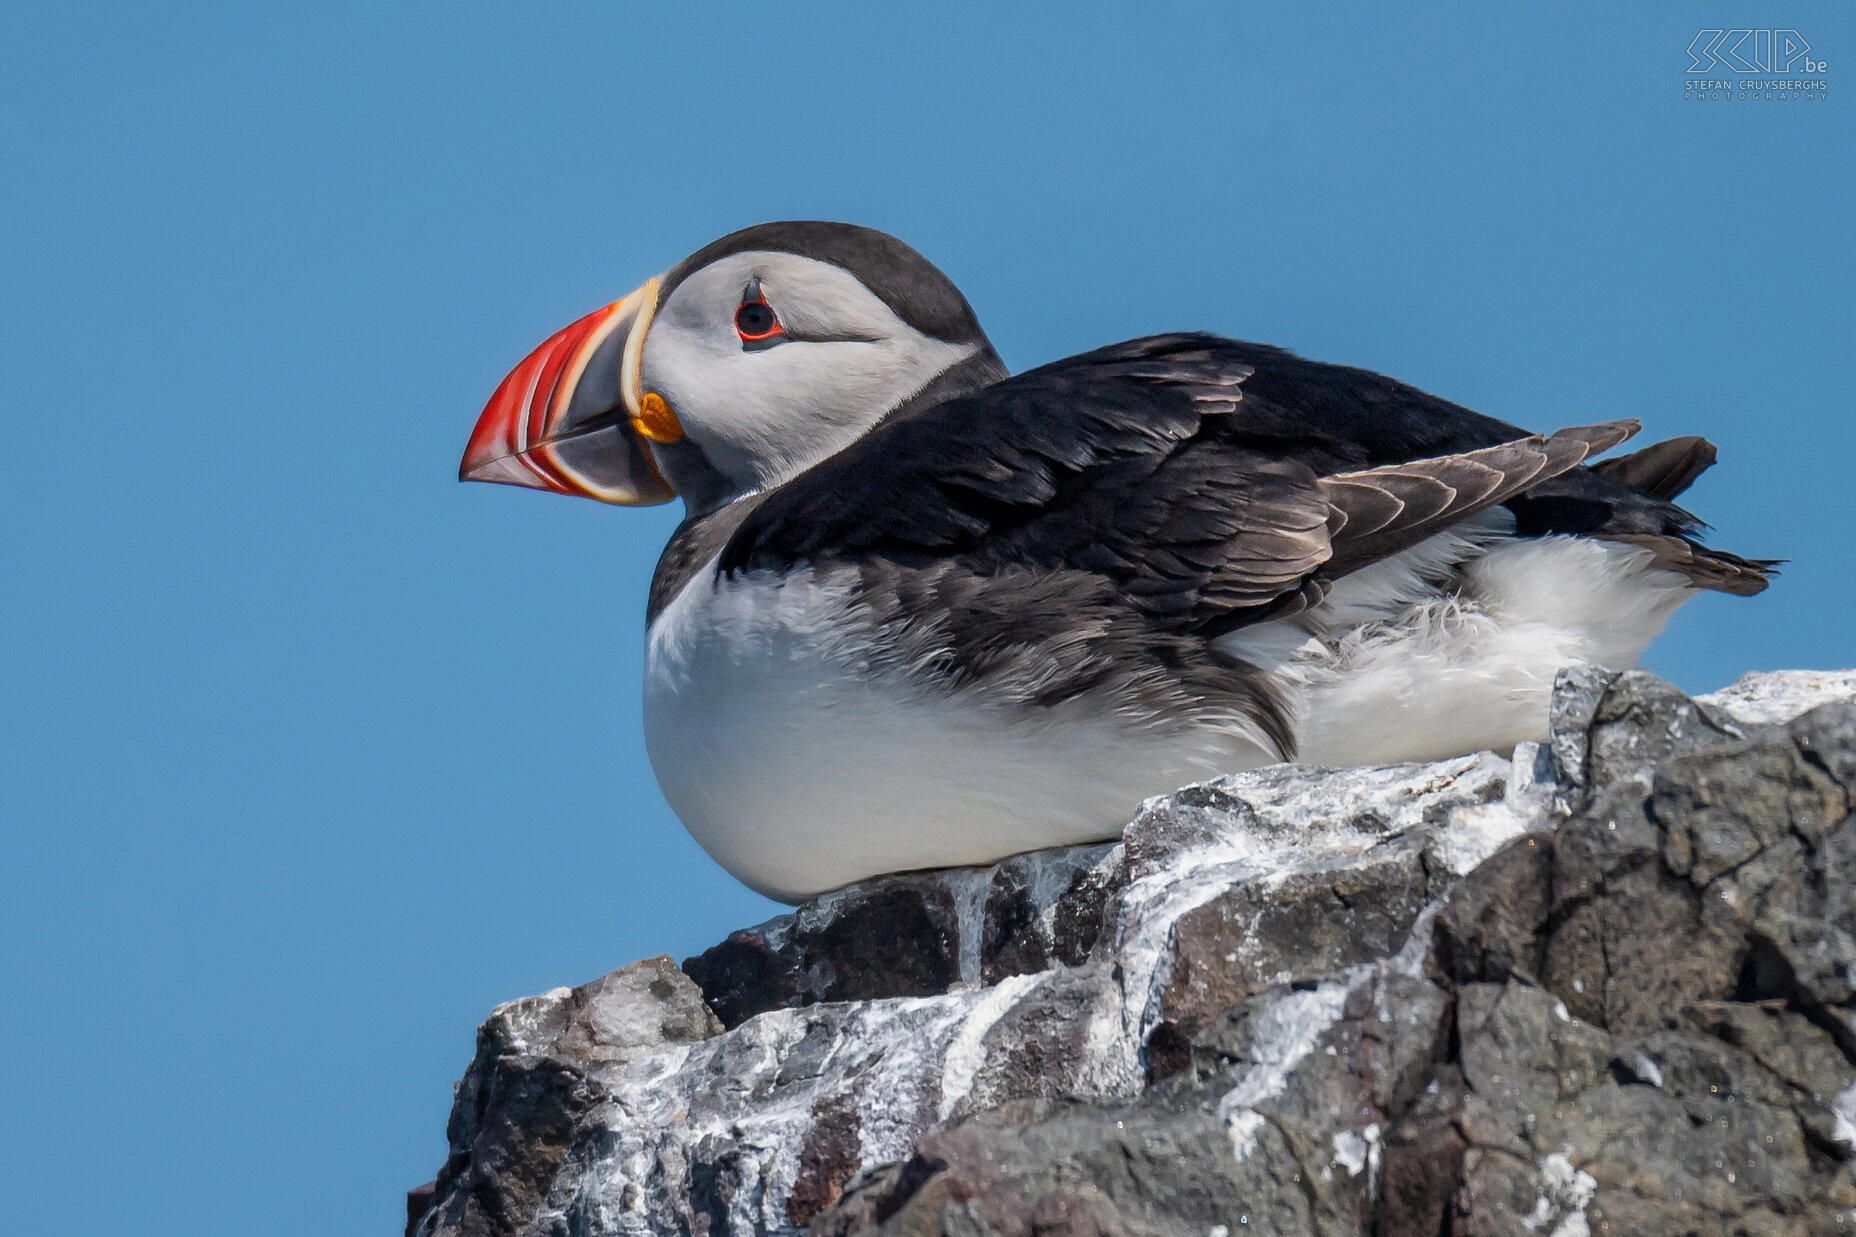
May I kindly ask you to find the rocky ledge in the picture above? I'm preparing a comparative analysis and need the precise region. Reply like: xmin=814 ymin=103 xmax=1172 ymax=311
xmin=408 ymin=669 xmax=1856 ymax=1237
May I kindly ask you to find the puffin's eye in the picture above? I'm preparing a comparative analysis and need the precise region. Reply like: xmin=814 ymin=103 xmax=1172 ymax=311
xmin=735 ymin=300 xmax=782 ymax=341
xmin=734 ymin=277 xmax=784 ymax=346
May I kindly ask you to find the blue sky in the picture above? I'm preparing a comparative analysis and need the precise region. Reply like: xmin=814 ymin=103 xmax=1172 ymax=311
xmin=1 ymin=4 xmax=1848 ymax=1234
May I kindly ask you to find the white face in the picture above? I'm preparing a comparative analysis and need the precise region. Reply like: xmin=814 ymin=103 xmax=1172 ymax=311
xmin=639 ymin=251 xmax=977 ymax=493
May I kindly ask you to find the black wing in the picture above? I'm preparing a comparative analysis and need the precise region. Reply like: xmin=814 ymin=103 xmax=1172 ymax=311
xmin=719 ymin=334 xmax=1649 ymax=634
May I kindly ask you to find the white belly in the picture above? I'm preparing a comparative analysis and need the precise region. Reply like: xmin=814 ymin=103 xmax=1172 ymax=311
xmin=643 ymin=563 xmax=1271 ymax=901
xmin=645 ymin=535 xmax=1692 ymax=902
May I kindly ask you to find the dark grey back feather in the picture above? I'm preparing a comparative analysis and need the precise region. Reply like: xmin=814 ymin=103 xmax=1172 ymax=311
xmin=1319 ymin=421 xmax=1638 ymax=576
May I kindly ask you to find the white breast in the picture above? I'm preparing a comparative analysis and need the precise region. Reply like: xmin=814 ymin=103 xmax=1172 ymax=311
xmin=643 ymin=561 xmax=1273 ymax=901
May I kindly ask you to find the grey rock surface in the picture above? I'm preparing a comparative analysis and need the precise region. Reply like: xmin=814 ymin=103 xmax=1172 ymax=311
xmin=409 ymin=669 xmax=1856 ymax=1237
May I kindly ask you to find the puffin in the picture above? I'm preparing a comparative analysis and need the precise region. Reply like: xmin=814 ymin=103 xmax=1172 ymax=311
xmin=460 ymin=221 xmax=1771 ymax=902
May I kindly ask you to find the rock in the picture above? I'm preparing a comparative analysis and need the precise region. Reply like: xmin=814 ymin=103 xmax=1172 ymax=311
xmin=414 ymin=957 xmax=724 ymax=1237
xmin=682 ymin=845 xmax=1122 ymax=1029
xmin=408 ymin=670 xmax=1856 ymax=1236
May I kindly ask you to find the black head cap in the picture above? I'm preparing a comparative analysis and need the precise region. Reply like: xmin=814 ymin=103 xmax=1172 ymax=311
xmin=659 ymin=221 xmax=991 ymax=347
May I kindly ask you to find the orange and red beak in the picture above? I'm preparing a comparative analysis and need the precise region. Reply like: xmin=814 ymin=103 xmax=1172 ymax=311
xmin=460 ymin=278 xmax=679 ymax=506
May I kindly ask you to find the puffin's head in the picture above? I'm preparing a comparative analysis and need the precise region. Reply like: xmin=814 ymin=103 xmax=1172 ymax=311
xmin=460 ymin=222 xmax=1003 ymax=513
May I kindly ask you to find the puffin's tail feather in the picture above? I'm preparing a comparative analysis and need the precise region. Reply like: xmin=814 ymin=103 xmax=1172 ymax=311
xmin=1589 ymin=435 xmax=1717 ymax=500
xmin=1602 ymin=534 xmax=1778 ymax=596
xmin=1582 ymin=435 xmax=1777 ymax=594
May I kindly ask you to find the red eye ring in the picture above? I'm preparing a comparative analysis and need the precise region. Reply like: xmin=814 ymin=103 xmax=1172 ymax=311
xmin=734 ymin=298 xmax=783 ymax=342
